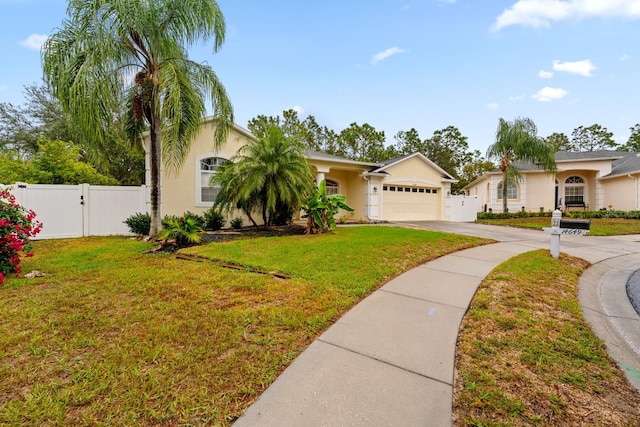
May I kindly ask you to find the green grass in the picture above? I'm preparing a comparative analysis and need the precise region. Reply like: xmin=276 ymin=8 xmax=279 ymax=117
xmin=183 ymin=225 xmax=484 ymax=296
xmin=0 ymin=227 xmax=488 ymax=426
xmin=476 ymin=216 xmax=640 ymax=236
xmin=453 ymin=250 xmax=640 ymax=426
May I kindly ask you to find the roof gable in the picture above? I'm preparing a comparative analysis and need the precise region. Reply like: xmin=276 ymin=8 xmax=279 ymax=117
xmin=372 ymin=152 xmax=456 ymax=180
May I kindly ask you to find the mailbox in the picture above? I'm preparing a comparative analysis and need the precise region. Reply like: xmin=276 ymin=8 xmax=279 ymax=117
xmin=543 ymin=211 xmax=590 ymax=258
xmin=559 ymin=219 xmax=591 ymax=231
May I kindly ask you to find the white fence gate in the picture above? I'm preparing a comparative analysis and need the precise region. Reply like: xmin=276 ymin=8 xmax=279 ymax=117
xmin=446 ymin=195 xmax=478 ymax=222
xmin=2 ymin=183 xmax=148 ymax=239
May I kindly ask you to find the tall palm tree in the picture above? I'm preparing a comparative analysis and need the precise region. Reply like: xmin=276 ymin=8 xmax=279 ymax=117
xmin=212 ymin=125 xmax=314 ymax=227
xmin=486 ymin=117 xmax=556 ymax=213
xmin=42 ymin=0 xmax=233 ymax=236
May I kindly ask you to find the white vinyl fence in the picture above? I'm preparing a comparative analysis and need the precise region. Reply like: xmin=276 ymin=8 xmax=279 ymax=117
xmin=445 ymin=195 xmax=478 ymax=222
xmin=2 ymin=183 xmax=148 ymax=239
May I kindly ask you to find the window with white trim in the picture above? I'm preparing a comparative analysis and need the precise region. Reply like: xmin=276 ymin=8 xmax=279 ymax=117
xmin=564 ymin=175 xmax=585 ymax=199
xmin=326 ymin=180 xmax=339 ymax=196
xmin=199 ymin=157 xmax=226 ymax=204
xmin=497 ymin=181 xmax=517 ymax=200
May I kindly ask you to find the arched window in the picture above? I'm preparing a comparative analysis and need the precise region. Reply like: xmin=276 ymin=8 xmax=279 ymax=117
xmin=564 ymin=175 xmax=585 ymax=202
xmin=325 ymin=179 xmax=339 ymax=196
xmin=565 ymin=175 xmax=584 ymax=185
xmin=199 ymin=157 xmax=227 ymax=204
xmin=497 ymin=181 xmax=517 ymax=200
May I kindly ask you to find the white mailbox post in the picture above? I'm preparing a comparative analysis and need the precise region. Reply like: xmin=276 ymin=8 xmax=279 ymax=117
xmin=542 ymin=210 xmax=590 ymax=259
xmin=543 ymin=210 xmax=562 ymax=259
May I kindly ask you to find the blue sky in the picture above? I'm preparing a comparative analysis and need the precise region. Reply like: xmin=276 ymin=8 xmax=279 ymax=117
xmin=1 ymin=0 xmax=639 ymax=153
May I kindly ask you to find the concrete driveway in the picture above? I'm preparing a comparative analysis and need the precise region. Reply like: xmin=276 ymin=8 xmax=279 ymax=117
xmin=395 ymin=220 xmax=640 ymax=392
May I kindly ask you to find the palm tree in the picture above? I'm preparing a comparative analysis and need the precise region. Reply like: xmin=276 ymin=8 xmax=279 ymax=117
xmin=212 ymin=125 xmax=314 ymax=227
xmin=486 ymin=117 xmax=556 ymax=213
xmin=42 ymin=0 xmax=233 ymax=236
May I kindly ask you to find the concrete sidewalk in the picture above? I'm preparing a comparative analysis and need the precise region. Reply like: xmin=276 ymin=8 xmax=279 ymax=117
xmin=233 ymin=223 xmax=640 ymax=427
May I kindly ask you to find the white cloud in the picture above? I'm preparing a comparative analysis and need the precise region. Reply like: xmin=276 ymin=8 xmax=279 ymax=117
xmin=620 ymin=53 xmax=632 ymax=61
xmin=538 ymin=70 xmax=554 ymax=78
xmin=19 ymin=33 xmax=48 ymax=50
xmin=532 ymin=86 xmax=568 ymax=102
xmin=509 ymin=94 xmax=526 ymax=101
xmin=371 ymin=47 xmax=406 ymax=64
xmin=0 ymin=85 xmax=7 ymax=92
xmin=552 ymin=59 xmax=596 ymax=76
xmin=485 ymin=102 xmax=499 ymax=110
xmin=292 ymin=105 xmax=305 ymax=115
xmin=492 ymin=0 xmax=640 ymax=31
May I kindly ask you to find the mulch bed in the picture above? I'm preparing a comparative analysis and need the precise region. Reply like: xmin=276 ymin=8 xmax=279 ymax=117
xmin=200 ymin=224 xmax=307 ymax=243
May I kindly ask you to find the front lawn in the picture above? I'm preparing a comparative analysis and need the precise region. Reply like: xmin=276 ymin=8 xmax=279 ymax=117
xmin=476 ymin=216 xmax=640 ymax=236
xmin=454 ymin=250 xmax=640 ymax=425
xmin=0 ymin=226 xmax=488 ymax=426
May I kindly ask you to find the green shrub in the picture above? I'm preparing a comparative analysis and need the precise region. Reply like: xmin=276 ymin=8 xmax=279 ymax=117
xmin=160 ymin=215 xmax=203 ymax=247
xmin=123 ymin=212 xmax=151 ymax=236
xmin=183 ymin=211 xmax=204 ymax=228
xmin=271 ymin=206 xmax=294 ymax=226
xmin=203 ymin=207 xmax=225 ymax=231
xmin=162 ymin=214 xmax=179 ymax=228
xmin=627 ymin=211 xmax=640 ymax=219
xmin=0 ymin=189 xmax=42 ymax=282
xmin=230 ymin=217 xmax=243 ymax=229
xmin=477 ymin=208 xmax=640 ymax=221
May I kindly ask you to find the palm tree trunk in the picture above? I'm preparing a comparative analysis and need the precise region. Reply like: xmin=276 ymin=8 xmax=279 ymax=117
xmin=149 ymin=118 xmax=162 ymax=236
xmin=244 ymin=208 xmax=259 ymax=230
xmin=501 ymin=150 xmax=509 ymax=213
xmin=502 ymin=171 xmax=508 ymax=213
xmin=262 ymin=205 xmax=268 ymax=228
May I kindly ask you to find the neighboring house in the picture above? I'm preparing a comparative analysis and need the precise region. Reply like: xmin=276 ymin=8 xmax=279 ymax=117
xmin=464 ymin=150 xmax=640 ymax=213
xmin=144 ymin=118 xmax=463 ymax=224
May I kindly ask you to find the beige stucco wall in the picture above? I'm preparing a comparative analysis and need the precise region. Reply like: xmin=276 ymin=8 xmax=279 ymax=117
xmin=346 ymin=177 xmax=368 ymax=221
xmin=557 ymin=159 xmax=612 ymax=177
xmin=467 ymin=172 xmax=556 ymax=213
xmin=601 ymin=176 xmax=640 ymax=211
xmin=146 ymin=121 xmax=254 ymax=218
xmin=524 ymin=173 xmax=555 ymax=212
xmin=382 ymin=156 xmax=444 ymax=187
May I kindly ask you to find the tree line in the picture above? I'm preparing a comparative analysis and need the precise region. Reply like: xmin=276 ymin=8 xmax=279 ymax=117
xmin=3 ymin=85 xmax=640 ymax=190
xmin=0 ymin=84 xmax=144 ymax=186
xmin=2 ymin=84 xmax=640 ymax=195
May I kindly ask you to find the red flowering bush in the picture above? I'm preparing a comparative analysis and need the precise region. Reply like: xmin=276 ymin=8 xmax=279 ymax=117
xmin=0 ymin=189 xmax=42 ymax=283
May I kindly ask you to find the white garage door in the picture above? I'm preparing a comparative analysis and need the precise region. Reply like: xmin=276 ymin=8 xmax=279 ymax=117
xmin=382 ymin=185 xmax=441 ymax=221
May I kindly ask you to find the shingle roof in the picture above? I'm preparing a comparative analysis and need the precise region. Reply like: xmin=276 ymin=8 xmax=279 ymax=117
xmin=603 ymin=151 xmax=640 ymax=177
xmin=483 ymin=150 xmax=640 ymax=178
xmin=555 ymin=150 xmax=640 ymax=178
xmin=305 ymin=150 xmax=382 ymax=168
xmin=377 ymin=154 xmax=412 ymax=166
xmin=306 ymin=150 xmax=455 ymax=180
xmin=555 ymin=150 xmax=625 ymax=162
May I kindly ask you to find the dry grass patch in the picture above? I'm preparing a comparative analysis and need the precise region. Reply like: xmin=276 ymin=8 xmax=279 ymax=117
xmin=453 ymin=250 xmax=640 ymax=426
xmin=1 ymin=228 xmax=489 ymax=426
